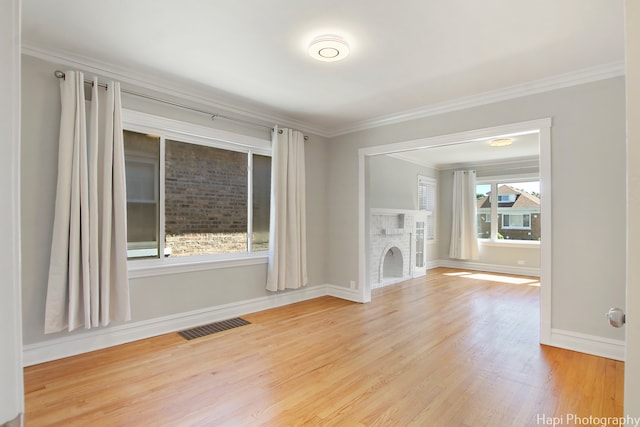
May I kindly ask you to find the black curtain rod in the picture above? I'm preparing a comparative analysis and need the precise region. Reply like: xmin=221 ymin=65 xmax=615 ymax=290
xmin=54 ymin=70 xmax=308 ymax=140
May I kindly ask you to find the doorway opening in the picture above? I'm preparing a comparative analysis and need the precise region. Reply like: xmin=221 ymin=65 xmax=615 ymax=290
xmin=358 ymin=118 xmax=552 ymax=345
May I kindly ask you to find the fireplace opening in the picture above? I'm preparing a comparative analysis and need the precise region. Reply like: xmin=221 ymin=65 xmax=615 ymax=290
xmin=382 ymin=246 xmax=403 ymax=280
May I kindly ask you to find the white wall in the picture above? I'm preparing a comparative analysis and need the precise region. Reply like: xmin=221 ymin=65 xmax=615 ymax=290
xmin=21 ymin=55 xmax=329 ymax=351
xmin=0 ymin=0 xmax=24 ymax=423
xmin=327 ymin=77 xmax=626 ymax=342
xmin=625 ymin=0 xmax=640 ymax=416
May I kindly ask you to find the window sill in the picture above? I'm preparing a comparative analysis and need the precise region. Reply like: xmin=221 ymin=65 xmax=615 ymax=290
xmin=478 ymin=239 xmax=540 ymax=249
xmin=128 ymin=252 xmax=269 ymax=279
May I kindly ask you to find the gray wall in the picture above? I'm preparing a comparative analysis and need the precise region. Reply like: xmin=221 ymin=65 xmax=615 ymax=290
xmin=368 ymin=154 xmax=437 ymax=210
xmin=327 ymin=77 xmax=626 ymax=340
xmin=21 ymin=55 xmax=328 ymax=346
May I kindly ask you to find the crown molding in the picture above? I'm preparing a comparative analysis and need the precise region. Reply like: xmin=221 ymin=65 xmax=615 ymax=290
xmin=328 ymin=61 xmax=625 ymax=138
xmin=389 ymin=152 xmax=540 ymax=172
xmin=21 ymin=43 xmax=330 ymax=138
xmin=439 ymin=156 xmax=540 ymax=172
xmin=23 ymin=43 xmax=624 ymax=140
xmin=386 ymin=152 xmax=437 ymax=170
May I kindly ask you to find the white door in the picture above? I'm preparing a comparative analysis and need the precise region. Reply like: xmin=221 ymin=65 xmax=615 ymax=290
xmin=625 ymin=0 xmax=640 ymax=417
xmin=414 ymin=212 xmax=427 ymax=277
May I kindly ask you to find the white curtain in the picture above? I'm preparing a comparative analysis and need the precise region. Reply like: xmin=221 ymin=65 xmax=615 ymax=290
xmin=449 ymin=170 xmax=479 ymax=260
xmin=266 ymin=126 xmax=308 ymax=291
xmin=45 ymin=71 xmax=130 ymax=334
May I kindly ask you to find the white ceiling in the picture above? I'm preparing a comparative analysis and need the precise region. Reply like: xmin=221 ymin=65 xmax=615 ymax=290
xmin=21 ymin=0 xmax=625 ymax=137
xmin=389 ymin=132 xmax=540 ymax=168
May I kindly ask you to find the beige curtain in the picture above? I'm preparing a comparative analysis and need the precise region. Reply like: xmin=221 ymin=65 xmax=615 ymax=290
xmin=449 ymin=170 xmax=479 ymax=260
xmin=266 ymin=126 xmax=308 ymax=291
xmin=45 ymin=71 xmax=130 ymax=333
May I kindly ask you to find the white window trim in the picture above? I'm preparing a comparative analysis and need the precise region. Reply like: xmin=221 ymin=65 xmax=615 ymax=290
xmin=122 ymin=109 xmax=271 ymax=155
xmin=128 ymin=253 xmax=269 ymax=278
xmin=478 ymin=239 xmax=540 ymax=249
xmin=122 ymin=109 xmax=272 ymax=277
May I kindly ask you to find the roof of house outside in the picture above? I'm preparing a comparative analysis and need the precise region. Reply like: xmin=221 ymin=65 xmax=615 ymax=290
xmin=477 ymin=185 xmax=540 ymax=209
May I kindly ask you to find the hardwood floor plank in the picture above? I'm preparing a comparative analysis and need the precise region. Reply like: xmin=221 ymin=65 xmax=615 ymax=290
xmin=24 ymin=268 xmax=624 ymax=426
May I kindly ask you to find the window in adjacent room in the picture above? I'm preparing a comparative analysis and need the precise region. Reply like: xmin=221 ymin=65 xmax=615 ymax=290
xmin=418 ymin=175 xmax=437 ymax=240
xmin=476 ymin=179 xmax=540 ymax=242
xmin=476 ymin=183 xmax=492 ymax=239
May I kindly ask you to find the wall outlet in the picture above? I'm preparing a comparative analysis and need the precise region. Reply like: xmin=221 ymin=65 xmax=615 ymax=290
xmin=517 ymin=260 xmax=525 ymax=265
xmin=349 ymin=280 xmax=356 ymax=289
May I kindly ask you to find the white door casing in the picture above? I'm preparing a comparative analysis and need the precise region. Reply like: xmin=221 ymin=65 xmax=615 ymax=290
xmin=358 ymin=119 xmax=552 ymax=343
xmin=0 ymin=0 xmax=24 ymax=424
xmin=625 ymin=0 xmax=640 ymax=417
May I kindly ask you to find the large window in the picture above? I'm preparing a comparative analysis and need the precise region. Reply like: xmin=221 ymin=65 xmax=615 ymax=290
xmin=476 ymin=179 xmax=540 ymax=242
xmin=123 ymin=115 xmax=272 ymax=262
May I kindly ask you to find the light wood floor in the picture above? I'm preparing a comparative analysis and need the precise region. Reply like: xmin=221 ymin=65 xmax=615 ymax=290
xmin=24 ymin=268 xmax=624 ymax=426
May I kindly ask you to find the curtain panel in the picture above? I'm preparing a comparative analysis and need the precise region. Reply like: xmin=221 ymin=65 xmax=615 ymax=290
xmin=449 ymin=170 xmax=479 ymax=260
xmin=44 ymin=71 xmax=130 ymax=334
xmin=266 ymin=126 xmax=308 ymax=291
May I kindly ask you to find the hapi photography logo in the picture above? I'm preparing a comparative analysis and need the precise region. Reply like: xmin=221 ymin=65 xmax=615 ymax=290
xmin=537 ymin=414 xmax=640 ymax=427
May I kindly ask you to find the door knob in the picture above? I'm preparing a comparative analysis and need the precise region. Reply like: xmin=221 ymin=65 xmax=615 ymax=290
xmin=606 ymin=307 xmax=626 ymax=328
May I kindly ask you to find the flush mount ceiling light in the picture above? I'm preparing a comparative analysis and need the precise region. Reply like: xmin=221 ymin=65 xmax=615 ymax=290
xmin=308 ymin=34 xmax=350 ymax=62
xmin=489 ymin=138 xmax=513 ymax=147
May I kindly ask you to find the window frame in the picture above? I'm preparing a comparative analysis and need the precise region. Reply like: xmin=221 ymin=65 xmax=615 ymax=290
xmin=124 ymin=152 xmax=161 ymax=258
xmin=476 ymin=173 xmax=540 ymax=247
xmin=122 ymin=110 xmax=272 ymax=278
xmin=417 ymin=175 xmax=437 ymax=241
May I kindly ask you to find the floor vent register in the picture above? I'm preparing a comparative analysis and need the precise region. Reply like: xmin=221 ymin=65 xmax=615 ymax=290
xmin=178 ymin=317 xmax=251 ymax=340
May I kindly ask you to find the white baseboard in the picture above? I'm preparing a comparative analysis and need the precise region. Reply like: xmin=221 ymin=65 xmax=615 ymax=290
xmin=1 ymin=413 xmax=22 ymax=427
xmin=24 ymin=279 xmax=623 ymax=366
xmin=434 ymin=259 xmax=540 ymax=277
xmin=23 ymin=284 xmax=349 ymax=366
xmin=426 ymin=260 xmax=440 ymax=270
xmin=548 ymin=329 xmax=625 ymax=361
xmin=430 ymin=262 xmax=623 ymax=360
xmin=325 ymin=284 xmax=363 ymax=302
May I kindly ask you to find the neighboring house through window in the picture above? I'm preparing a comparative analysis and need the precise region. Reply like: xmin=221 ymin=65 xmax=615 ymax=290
xmin=476 ymin=180 xmax=540 ymax=241
xmin=122 ymin=110 xmax=272 ymax=264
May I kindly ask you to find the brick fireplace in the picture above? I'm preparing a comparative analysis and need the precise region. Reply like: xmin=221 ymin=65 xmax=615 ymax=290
xmin=370 ymin=210 xmax=415 ymax=289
